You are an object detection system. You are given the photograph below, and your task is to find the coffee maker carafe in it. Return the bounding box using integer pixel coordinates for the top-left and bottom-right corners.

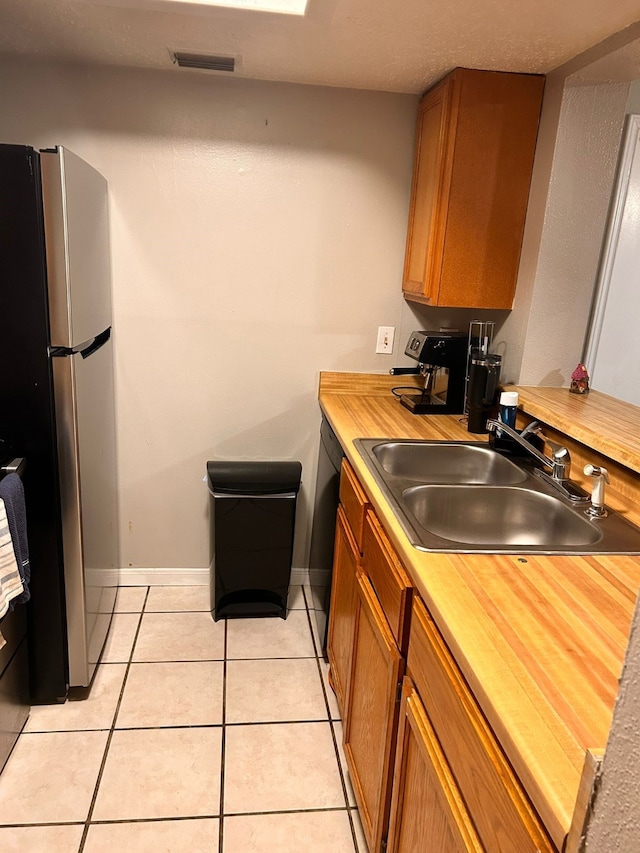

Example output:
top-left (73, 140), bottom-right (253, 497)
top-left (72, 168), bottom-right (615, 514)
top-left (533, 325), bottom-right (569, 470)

top-left (466, 353), bottom-right (502, 433)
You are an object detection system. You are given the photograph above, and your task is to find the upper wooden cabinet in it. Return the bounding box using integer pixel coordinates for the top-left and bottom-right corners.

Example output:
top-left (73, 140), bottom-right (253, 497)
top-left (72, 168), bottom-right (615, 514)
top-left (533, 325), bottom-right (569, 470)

top-left (403, 67), bottom-right (544, 309)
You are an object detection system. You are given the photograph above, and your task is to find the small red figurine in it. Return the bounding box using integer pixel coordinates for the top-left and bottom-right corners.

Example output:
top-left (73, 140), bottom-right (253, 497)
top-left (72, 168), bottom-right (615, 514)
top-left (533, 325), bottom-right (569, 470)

top-left (570, 363), bottom-right (590, 394)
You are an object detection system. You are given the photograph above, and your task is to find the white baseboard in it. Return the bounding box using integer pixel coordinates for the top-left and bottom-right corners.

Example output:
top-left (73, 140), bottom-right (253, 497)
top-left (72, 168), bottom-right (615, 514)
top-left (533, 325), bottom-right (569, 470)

top-left (291, 568), bottom-right (307, 586)
top-left (117, 568), bottom-right (209, 586)
top-left (117, 567), bottom-right (308, 586)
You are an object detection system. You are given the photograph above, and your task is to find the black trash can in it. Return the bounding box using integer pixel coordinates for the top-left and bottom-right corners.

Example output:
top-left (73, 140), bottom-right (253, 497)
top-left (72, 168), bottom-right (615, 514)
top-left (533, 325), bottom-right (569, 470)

top-left (207, 460), bottom-right (302, 621)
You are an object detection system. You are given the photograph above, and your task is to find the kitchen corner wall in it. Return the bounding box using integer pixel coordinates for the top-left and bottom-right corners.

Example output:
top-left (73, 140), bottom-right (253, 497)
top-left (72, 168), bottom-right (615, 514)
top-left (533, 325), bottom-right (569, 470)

top-left (0, 57), bottom-right (417, 571)
top-left (494, 21), bottom-right (640, 389)
top-left (586, 593), bottom-right (640, 853)
top-left (516, 79), bottom-right (628, 386)
top-left (496, 78), bottom-right (629, 386)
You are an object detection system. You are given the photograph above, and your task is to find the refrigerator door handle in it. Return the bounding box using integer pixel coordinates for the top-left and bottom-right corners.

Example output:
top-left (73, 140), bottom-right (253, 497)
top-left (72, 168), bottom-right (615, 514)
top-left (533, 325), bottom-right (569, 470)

top-left (78, 327), bottom-right (111, 359)
top-left (50, 327), bottom-right (111, 359)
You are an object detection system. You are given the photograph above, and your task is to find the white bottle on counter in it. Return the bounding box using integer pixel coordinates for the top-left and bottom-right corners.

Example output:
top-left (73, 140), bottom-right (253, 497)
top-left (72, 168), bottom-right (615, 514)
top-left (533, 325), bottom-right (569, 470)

top-left (498, 391), bottom-right (519, 429)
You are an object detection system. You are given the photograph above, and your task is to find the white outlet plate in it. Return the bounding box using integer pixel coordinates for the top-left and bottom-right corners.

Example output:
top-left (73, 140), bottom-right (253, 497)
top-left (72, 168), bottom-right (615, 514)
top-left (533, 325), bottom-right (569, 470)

top-left (376, 326), bottom-right (395, 354)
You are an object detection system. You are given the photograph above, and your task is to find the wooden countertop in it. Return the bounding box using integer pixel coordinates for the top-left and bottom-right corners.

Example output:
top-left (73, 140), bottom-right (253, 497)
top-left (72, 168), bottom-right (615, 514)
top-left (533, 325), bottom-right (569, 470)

top-left (318, 371), bottom-right (640, 852)
top-left (516, 386), bottom-right (640, 475)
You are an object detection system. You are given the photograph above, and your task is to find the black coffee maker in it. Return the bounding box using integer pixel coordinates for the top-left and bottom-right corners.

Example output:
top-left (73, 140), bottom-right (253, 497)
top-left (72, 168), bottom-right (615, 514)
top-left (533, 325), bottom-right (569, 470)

top-left (466, 352), bottom-right (502, 433)
top-left (391, 331), bottom-right (468, 415)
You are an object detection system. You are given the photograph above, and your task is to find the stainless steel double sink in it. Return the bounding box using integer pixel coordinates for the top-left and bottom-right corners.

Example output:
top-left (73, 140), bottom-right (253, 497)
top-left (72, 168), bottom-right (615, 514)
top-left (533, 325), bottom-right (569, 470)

top-left (355, 439), bottom-right (640, 555)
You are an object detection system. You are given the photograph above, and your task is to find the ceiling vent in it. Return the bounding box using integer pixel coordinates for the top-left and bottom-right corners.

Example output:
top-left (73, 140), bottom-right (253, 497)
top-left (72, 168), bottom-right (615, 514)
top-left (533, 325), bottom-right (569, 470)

top-left (173, 52), bottom-right (236, 72)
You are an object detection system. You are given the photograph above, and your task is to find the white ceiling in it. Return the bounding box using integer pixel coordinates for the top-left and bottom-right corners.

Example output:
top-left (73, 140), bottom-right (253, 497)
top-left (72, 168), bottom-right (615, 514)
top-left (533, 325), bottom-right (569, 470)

top-left (2, 0), bottom-right (640, 94)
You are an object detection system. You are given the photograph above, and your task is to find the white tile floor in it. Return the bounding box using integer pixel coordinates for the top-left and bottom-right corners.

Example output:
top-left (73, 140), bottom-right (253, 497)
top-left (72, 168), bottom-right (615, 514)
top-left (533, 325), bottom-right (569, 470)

top-left (0, 586), bottom-right (367, 852)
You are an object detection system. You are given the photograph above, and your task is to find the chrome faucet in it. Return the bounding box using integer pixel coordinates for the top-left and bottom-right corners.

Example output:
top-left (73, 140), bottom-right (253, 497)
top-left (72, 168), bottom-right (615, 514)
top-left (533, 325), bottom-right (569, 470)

top-left (486, 419), bottom-right (590, 503)
top-left (486, 419), bottom-right (570, 478)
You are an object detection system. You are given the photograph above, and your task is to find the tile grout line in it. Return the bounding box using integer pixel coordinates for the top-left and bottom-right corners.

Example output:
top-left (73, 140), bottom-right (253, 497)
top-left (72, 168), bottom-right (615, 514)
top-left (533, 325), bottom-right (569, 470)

top-left (0, 805), bottom-right (358, 833)
top-left (302, 584), bottom-right (361, 853)
top-left (327, 707), bottom-right (359, 849)
top-left (141, 608), bottom-right (210, 614)
top-left (78, 585), bottom-right (150, 852)
top-left (86, 814), bottom-right (220, 825)
top-left (218, 616), bottom-right (227, 853)
top-left (22, 718), bottom-right (335, 735)
top-left (301, 584), bottom-right (321, 660)
top-left (97, 655), bottom-right (318, 664)
top-left (219, 805), bottom-right (356, 819)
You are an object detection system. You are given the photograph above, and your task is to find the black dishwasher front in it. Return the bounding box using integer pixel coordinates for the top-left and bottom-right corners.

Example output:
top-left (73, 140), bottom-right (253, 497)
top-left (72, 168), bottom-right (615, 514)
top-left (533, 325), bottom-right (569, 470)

top-left (307, 417), bottom-right (345, 658)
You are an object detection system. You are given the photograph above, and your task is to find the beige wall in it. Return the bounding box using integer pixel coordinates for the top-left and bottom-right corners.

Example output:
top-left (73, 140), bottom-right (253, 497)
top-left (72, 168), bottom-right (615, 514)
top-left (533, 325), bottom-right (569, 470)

top-left (496, 79), bottom-right (629, 385)
top-left (518, 80), bottom-right (628, 385)
top-left (586, 597), bottom-right (640, 852)
top-left (0, 57), bottom-right (417, 569)
top-left (496, 22), bottom-right (640, 388)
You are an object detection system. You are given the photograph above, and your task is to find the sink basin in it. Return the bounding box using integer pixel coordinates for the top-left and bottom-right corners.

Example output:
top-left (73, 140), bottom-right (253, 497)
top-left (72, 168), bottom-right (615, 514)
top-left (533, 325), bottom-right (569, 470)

top-left (354, 437), bottom-right (640, 554)
top-left (402, 485), bottom-right (602, 548)
top-left (372, 441), bottom-right (526, 485)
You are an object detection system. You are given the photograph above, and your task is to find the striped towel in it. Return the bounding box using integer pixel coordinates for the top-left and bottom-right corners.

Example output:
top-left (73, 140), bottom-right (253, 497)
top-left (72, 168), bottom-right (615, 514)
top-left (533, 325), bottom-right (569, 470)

top-left (0, 473), bottom-right (30, 604)
top-left (0, 497), bottom-right (24, 650)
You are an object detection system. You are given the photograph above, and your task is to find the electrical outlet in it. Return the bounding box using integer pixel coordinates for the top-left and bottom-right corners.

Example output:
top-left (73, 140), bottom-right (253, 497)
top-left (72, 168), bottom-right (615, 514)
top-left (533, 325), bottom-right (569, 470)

top-left (376, 326), bottom-right (395, 354)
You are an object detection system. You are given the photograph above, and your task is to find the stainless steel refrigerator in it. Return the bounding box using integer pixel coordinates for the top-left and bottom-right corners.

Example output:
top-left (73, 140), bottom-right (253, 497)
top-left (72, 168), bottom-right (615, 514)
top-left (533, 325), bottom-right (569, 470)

top-left (0, 143), bottom-right (118, 702)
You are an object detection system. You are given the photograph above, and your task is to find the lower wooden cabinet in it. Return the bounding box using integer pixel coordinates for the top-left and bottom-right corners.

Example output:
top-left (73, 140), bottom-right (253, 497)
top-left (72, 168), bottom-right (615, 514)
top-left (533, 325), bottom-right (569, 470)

top-left (407, 597), bottom-right (556, 853)
top-left (344, 571), bottom-right (404, 853)
top-left (327, 506), bottom-right (359, 717)
top-left (387, 677), bottom-right (484, 853)
top-left (327, 465), bottom-right (556, 853)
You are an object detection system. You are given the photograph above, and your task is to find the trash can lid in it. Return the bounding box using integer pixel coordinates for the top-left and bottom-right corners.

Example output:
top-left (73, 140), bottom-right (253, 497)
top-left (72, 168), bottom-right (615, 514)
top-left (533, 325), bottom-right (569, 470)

top-left (207, 460), bottom-right (302, 495)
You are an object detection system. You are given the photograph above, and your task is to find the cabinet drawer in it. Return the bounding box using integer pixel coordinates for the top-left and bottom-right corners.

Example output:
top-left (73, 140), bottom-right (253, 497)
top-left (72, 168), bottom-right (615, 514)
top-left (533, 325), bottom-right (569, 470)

top-left (362, 510), bottom-right (413, 654)
top-left (408, 597), bottom-right (556, 853)
top-left (339, 459), bottom-right (369, 552)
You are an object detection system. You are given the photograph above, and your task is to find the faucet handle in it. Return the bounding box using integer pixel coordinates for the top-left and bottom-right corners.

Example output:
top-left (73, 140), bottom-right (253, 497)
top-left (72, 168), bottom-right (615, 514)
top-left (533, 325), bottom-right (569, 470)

top-left (520, 420), bottom-right (541, 439)
top-left (529, 425), bottom-right (571, 478)
top-left (540, 436), bottom-right (570, 479)
top-left (521, 421), bottom-right (565, 455)
top-left (551, 443), bottom-right (571, 464)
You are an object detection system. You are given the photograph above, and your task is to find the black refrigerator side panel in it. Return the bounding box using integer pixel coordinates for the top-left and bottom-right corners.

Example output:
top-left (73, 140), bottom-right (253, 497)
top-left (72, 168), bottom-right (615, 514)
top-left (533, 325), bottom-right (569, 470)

top-left (0, 144), bottom-right (69, 702)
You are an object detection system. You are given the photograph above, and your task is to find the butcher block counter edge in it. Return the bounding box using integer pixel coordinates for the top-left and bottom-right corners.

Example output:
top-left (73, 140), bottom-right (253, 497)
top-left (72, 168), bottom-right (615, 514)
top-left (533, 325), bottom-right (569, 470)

top-left (318, 371), bottom-right (640, 852)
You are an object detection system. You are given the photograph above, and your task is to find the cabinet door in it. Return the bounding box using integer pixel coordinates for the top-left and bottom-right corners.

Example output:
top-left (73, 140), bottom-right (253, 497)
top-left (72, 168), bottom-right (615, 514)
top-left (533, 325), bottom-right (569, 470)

top-left (388, 677), bottom-right (485, 853)
top-left (408, 598), bottom-right (556, 853)
top-left (403, 68), bottom-right (544, 309)
top-left (327, 506), bottom-right (359, 718)
top-left (344, 571), bottom-right (404, 853)
top-left (402, 75), bottom-right (455, 303)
